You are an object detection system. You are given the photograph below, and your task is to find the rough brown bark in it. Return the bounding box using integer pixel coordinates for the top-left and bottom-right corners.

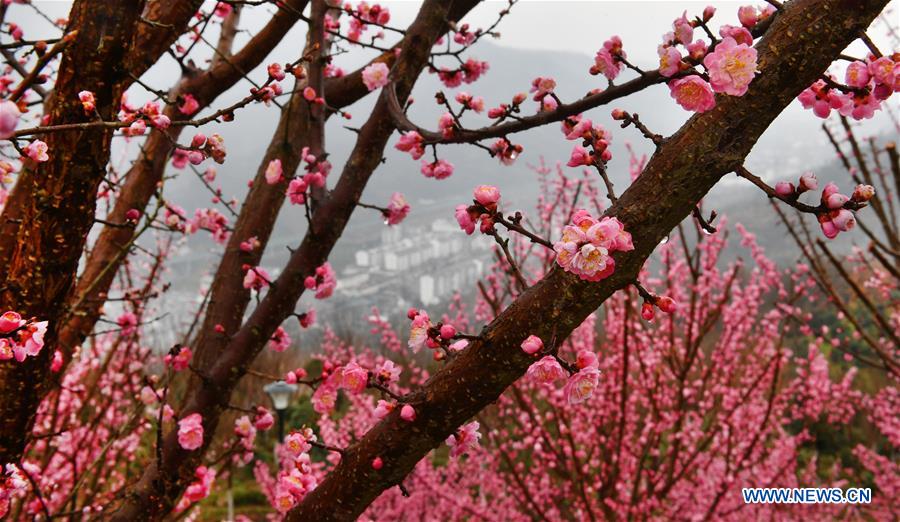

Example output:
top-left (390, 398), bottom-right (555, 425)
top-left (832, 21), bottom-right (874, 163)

top-left (57, 0), bottom-right (310, 361)
top-left (124, 0), bottom-right (205, 79)
top-left (0, 0), bottom-right (147, 463)
top-left (286, 0), bottom-right (890, 519)
top-left (108, 2), bottom-right (476, 519)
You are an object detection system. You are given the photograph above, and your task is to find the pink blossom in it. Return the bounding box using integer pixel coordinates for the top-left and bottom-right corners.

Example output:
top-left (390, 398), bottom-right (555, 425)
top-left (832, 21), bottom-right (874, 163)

top-left (564, 368), bottom-right (601, 405)
top-left (797, 80), bottom-right (846, 118)
top-left (446, 421), bottom-right (481, 458)
top-left (704, 37), bottom-right (758, 96)
top-left (799, 172), bottom-right (818, 191)
top-left (567, 145), bottom-right (593, 167)
top-left (819, 216), bottom-right (839, 239)
top-left (117, 311), bottom-right (138, 335)
top-left (825, 192), bottom-right (849, 210)
top-left (455, 205), bottom-right (476, 235)
top-left (656, 296), bottom-right (677, 314)
top-left (839, 91), bottom-right (881, 120)
top-left (374, 400), bottom-right (395, 419)
top-left (718, 24), bottom-right (753, 46)
top-left (284, 430), bottom-right (313, 456)
top-left (400, 404), bottom-right (416, 422)
top-left (668, 76), bottom-right (716, 113)
top-left (341, 362), bottom-right (369, 394)
top-left (687, 39), bottom-right (708, 61)
top-left (234, 415), bottom-right (255, 438)
top-left (287, 178), bottom-right (308, 205)
top-left (526, 355), bottom-right (566, 384)
top-left (362, 62), bottom-right (390, 91)
top-left (641, 302), bottom-right (655, 321)
top-left (438, 112), bottom-right (455, 138)
top-left (269, 326), bottom-right (291, 352)
top-left (672, 11), bottom-right (693, 44)
top-left (775, 181), bottom-right (795, 198)
top-left (374, 360), bottom-right (401, 383)
top-left (554, 211), bottom-right (632, 281)
top-left (177, 413), bottom-right (204, 451)
top-left (267, 62), bottom-right (285, 81)
top-left (255, 407), bottom-right (275, 431)
top-left (385, 192), bottom-right (410, 225)
top-left (164, 347), bottom-right (193, 371)
top-left (658, 45), bottom-right (682, 77)
top-left (868, 56), bottom-right (896, 86)
top-left (489, 139), bottom-right (522, 165)
top-left (78, 90), bottom-right (96, 113)
top-left (239, 236), bottom-right (260, 252)
top-left (576, 349), bottom-right (598, 370)
top-left (852, 184), bottom-right (875, 202)
top-left (0, 100), bottom-right (20, 139)
top-left (395, 131), bottom-right (425, 160)
top-left (371, 457), bottom-right (383, 470)
top-left (420, 159), bottom-right (454, 180)
top-left (831, 209), bottom-right (855, 231)
top-left (737, 5), bottom-right (759, 28)
top-left (265, 158), bottom-right (283, 185)
top-left (845, 61), bottom-right (871, 88)
top-left (520, 335), bottom-right (543, 355)
top-left (473, 185), bottom-right (500, 208)
top-left (304, 262), bottom-right (336, 299)
top-left (590, 37), bottom-right (625, 80)
top-left (243, 266), bottom-right (270, 291)
top-left (439, 324), bottom-right (456, 339)
top-left (408, 311), bottom-right (432, 352)
top-left (179, 94), bottom-right (199, 115)
top-left (24, 140), bottom-right (49, 162)
top-left (0, 311), bottom-right (24, 334)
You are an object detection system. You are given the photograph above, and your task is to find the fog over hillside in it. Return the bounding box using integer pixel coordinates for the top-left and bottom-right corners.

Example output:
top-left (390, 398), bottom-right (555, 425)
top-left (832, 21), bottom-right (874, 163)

top-left (17, 2), bottom-right (897, 345)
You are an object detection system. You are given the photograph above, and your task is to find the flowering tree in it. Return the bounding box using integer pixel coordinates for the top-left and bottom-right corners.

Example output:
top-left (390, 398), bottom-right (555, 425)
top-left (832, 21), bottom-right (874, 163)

top-left (0, 0), bottom-right (896, 519)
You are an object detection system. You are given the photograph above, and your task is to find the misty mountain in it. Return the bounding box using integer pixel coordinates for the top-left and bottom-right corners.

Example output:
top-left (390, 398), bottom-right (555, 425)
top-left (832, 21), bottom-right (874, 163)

top-left (149, 40), bottom-right (894, 295)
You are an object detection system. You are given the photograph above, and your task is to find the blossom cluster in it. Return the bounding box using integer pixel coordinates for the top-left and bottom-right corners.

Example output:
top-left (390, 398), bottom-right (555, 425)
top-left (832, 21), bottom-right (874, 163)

top-left (0, 464), bottom-right (27, 518)
top-left (406, 309), bottom-right (467, 359)
top-left (174, 466), bottom-right (216, 512)
top-left (775, 173), bottom-right (874, 238)
top-left (304, 262), bottom-right (337, 299)
top-left (455, 185), bottom-right (501, 235)
top-left (343, 2), bottom-right (391, 43)
top-left (177, 413), bottom-right (204, 451)
top-left (433, 58), bottom-right (489, 88)
top-left (0, 311), bottom-right (47, 363)
top-left (172, 132), bottom-right (227, 169)
top-left (273, 427), bottom-right (318, 512)
top-left (384, 192), bottom-right (410, 225)
top-left (446, 421), bottom-right (481, 458)
top-left (563, 114), bottom-right (613, 168)
top-left (553, 209), bottom-right (633, 281)
top-left (273, 147), bottom-right (331, 207)
top-left (798, 55), bottom-right (898, 120)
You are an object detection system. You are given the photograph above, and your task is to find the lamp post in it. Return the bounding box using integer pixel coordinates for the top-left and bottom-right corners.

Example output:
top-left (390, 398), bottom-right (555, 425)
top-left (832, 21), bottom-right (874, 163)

top-left (263, 380), bottom-right (297, 442)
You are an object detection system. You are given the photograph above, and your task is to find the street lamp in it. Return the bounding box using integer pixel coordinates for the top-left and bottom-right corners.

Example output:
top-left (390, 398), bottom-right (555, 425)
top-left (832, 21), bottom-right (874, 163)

top-left (263, 380), bottom-right (297, 442)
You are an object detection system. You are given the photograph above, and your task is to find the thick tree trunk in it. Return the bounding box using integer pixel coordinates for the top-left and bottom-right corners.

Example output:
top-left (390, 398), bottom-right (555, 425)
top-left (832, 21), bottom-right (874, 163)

top-left (0, 0), bottom-right (147, 464)
top-left (108, 1), bottom-right (479, 519)
top-left (57, 0), bottom-right (310, 361)
top-left (286, 0), bottom-right (889, 519)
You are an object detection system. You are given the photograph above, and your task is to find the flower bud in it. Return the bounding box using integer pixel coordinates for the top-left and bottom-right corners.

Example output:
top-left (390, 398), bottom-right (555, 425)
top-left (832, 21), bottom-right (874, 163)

top-left (775, 181), bottom-right (795, 198)
top-left (851, 184), bottom-right (875, 202)
top-left (798, 172), bottom-right (818, 192)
